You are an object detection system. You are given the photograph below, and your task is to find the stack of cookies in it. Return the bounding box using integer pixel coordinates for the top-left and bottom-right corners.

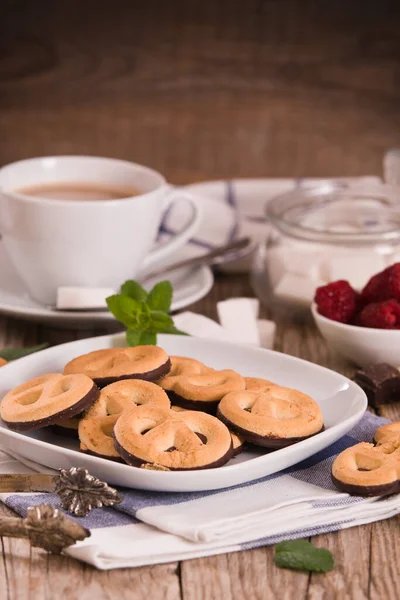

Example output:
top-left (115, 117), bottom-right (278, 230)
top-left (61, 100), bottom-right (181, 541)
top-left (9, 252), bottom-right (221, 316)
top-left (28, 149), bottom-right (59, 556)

top-left (0, 345), bottom-right (324, 471)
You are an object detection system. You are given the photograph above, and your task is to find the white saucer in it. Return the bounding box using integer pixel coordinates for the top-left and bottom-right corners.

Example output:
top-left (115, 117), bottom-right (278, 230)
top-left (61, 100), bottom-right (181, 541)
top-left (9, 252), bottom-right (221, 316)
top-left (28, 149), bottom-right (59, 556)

top-left (0, 241), bottom-right (214, 328)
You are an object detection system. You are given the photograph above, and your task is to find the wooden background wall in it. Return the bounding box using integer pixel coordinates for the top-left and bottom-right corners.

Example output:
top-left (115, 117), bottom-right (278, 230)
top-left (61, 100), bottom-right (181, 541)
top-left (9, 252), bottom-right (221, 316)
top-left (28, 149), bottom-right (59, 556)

top-left (1, 0), bottom-right (399, 184)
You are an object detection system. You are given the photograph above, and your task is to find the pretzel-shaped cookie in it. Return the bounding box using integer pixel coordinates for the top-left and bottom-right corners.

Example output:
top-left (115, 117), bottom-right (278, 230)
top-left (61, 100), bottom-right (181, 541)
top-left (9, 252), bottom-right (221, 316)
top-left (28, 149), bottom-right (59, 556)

top-left (51, 414), bottom-right (82, 438)
top-left (160, 369), bottom-right (246, 412)
top-left (79, 379), bottom-right (170, 459)
top-left (171, 405), bottom-right (245, 456)
top-left (374, 421), bottom-right (400, 444)
top-left (245, 377), bottom-right (275, 392)
top-left (0, 373), bottom-right (99, 431)
top-left (331, 437), bottom-right (400, 496)
top-left (159, 356), bottom-right (211, 382)
top-left (217, 385), bottom-right (323, 448)
top-left (64, 346), bottom-right (171, 386)
top-left (113, 405), bottom-right (233, 470)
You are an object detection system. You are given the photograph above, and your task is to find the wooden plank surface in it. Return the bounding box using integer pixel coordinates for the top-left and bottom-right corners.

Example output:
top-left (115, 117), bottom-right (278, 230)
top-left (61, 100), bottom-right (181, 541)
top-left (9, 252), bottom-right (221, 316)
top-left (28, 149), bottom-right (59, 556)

top-left (1, 0), bottom-right (400, 597)
top-left (1, 0), bottom-right (400, 183)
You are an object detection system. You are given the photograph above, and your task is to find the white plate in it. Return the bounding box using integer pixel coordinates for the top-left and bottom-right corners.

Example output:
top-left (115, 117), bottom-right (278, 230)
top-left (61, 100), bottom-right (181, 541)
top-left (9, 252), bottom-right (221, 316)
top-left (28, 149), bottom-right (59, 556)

top-left (0, 334), bottom-right (367, 492)
top-left (0, 241), bottom-right (213, 328)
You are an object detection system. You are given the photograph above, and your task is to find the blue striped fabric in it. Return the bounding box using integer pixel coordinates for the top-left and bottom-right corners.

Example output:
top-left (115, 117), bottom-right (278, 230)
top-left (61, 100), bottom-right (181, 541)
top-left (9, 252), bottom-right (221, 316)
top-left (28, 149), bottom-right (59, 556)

top-left (4, 411), bottom-right (392, 531)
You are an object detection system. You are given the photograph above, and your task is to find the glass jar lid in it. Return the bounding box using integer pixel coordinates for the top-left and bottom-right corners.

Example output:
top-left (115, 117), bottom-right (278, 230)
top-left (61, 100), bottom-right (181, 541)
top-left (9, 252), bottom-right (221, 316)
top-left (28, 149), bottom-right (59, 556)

top-left (266, 181), bottom-right (400, 246)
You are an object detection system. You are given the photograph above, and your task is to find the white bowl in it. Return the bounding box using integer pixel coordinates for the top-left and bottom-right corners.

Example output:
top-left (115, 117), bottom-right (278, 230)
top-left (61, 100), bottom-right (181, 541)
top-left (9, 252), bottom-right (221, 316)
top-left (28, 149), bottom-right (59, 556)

top-left (311, 303), bottom-right (400, 367)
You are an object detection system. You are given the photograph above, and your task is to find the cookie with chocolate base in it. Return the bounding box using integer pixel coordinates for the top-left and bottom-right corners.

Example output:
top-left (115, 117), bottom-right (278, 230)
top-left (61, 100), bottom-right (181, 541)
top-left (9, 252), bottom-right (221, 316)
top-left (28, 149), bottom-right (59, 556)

top-left (331, 435), bottom-right (400, 497)
top-left (64, 345), bottom-right (171, 387)
top-left (0, 373), bottom-right (99, 431)
top-left (217, 385), bottom-right (323, 448)
top-left (374, 420), bottom-right (400, 444)
top-left (171, 404), bottom-right (245, 456)
top-left (79, 379), bottom-right (170, 460)
top-left (113, 405), bottom-right (233, 470)
top-left (50, 414), bottom-right (82, 438)
top-left (161, 368), bottom-right (246, 413)
top-left (159, 356), bottom-right (211, 382)
top-left (245, 377), bottom-right (275, 393)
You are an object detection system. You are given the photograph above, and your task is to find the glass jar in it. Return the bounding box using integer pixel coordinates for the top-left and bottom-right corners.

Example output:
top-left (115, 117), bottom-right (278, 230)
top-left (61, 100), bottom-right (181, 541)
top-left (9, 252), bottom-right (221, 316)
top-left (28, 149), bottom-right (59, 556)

top-left (251, 180), bottom-right (400, 317)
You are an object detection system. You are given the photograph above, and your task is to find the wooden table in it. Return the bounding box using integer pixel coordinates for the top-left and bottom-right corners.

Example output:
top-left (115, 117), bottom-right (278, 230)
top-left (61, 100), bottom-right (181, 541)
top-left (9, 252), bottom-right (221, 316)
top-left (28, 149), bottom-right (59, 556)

top-left (1, 0), bottom-right (400, 597)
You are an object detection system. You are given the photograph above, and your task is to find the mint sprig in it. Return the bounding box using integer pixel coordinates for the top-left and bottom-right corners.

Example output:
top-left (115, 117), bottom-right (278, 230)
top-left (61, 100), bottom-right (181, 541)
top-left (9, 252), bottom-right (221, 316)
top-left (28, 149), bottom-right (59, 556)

top-left (106, 280), bottom-right (187, 346)
top-left (274, 540), bottom-right (334, 573)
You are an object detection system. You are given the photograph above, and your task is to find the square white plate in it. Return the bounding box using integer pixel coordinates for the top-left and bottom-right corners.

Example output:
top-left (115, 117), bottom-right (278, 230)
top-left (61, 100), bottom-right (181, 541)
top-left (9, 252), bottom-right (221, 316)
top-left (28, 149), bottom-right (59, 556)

top-left (0, 334), bottom-right (367, 492)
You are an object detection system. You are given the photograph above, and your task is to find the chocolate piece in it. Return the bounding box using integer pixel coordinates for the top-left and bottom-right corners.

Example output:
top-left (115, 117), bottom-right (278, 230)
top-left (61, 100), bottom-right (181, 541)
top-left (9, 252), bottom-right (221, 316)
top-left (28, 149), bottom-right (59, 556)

top-left (3, 384), bottom-right (99, 432)
top-left (113, 433), bottom-right (233, 470)
top-left (217, 410), bottom-right (324, 449)
top-left (331, 473), bottom-right (400, 497)
top-left (353, 363), bottom-right (400, 407)
top-left (93, 359), bottom-right (171, 388)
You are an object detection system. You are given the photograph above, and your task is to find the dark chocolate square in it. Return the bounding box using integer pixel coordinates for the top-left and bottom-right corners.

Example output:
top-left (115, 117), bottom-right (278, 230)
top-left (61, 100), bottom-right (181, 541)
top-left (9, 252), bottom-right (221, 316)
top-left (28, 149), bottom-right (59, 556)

top-left (353, 363), bottom-right (400, 407)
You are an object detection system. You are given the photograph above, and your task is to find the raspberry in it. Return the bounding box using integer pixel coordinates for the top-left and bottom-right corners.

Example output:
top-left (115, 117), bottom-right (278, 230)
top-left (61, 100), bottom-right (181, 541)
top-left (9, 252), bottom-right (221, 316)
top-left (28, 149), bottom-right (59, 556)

top-left (358, 299), bottom-right (400, 329)
top-left (314, 280), bottom-right (358, 323)
top-left (386, 263), bottom-right (400, 300)
top-left (360, 268), bottom-right (388, 304)
top-left (361, 263), bottom-right (400, 304)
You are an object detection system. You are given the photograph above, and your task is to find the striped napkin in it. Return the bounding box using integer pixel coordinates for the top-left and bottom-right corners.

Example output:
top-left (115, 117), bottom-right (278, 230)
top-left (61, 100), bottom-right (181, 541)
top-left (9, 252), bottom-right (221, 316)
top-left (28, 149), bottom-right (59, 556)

top-left (1, 410), bottom-right (399, 570)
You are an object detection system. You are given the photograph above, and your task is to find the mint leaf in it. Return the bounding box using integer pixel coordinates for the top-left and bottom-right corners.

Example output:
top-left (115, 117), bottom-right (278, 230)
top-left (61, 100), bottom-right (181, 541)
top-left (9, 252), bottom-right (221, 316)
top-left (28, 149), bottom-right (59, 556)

top-left (0, 343), bottom-right (49, 361)
top-left (138, 331), bottom-right (157, 345)
top-left (106, 295), bottom-right (132, 327)
top-left (106, 295), bottom-right (142, 328)
top-left (133, 301), bottom-right (151, 330)
top-left (126, 329), bottom-right (142, 346)
top-left (107, 279), bottom-right (189, 346)
top-left (149, 310), bottom-right (174, 332)
top-left (274, 540), bottom-right (334, 573)
top-left (126, 329), bottom-right (157, 346)
top-left (120, 280), bottom-right (148, 303)
top-left (275, 540), bottom-right (313, 553)
top-left (147, 281), bottom-right (173, 312)
top-left (163, 325), bottom-right (188, 335)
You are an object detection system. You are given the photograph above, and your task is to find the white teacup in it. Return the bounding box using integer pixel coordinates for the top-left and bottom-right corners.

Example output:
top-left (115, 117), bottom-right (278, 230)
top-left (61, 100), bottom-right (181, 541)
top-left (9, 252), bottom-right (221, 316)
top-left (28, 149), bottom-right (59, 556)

top-left (0, 156), bottom-right (201, 305)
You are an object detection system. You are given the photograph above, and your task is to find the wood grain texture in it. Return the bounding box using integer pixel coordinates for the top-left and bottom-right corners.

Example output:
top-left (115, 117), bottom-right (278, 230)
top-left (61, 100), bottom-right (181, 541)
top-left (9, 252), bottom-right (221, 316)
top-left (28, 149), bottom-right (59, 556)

top-left (0, 503), bottom-right (181, 600)
top-left (369, 515), bottom-right (400, 600)
top-left (180, 549), bottom-right (309, 600)
top-left (1, 0), bottom-right (400, 182)
top-left (308, 528), bottom-right (372, 600)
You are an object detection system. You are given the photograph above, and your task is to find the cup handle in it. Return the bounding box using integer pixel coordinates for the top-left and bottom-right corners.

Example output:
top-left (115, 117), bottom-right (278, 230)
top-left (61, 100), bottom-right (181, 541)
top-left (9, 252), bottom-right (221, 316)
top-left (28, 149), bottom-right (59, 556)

top-left (141, 190), bottom-right (201, 270)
